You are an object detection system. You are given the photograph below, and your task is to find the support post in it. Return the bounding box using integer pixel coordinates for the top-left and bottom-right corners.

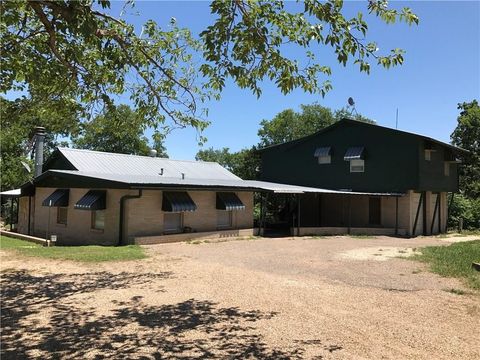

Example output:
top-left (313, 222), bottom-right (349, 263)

top-left (347, 196), bottom-right (351, 235)
top-left (412, 192), bottom-right (423, 236)
top-left (438, 193), bottom-right (442, 234)
top-left (430, 193), bottom-right (440, 235)
top-left (9, 199), bottom-right (14, 231)
top-left (28, 196), bottom-right (32, 235)
top-left (395, 196), bottom-right (399, 236)
top-left (422, 191), bottom-right (427, 236)
top-left (297, 194), bottom-right (301, 237)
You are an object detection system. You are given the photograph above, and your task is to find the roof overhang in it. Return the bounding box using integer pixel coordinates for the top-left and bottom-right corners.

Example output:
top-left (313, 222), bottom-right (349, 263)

top-left (32, 170), bottom-right (405, 197)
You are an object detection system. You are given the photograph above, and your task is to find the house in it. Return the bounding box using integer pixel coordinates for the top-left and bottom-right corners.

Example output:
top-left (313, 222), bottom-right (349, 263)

top-left (15, 147), bottom-right (354, 245)
top-left (257, 119), bottom-right (465, 237)
top-left (9, 119), bottom-right (464, 245)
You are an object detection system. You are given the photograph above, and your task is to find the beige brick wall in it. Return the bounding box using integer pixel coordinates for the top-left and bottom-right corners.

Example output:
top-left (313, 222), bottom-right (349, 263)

top-left (32, 187), bottom-right (130, 245)
top-left (125, 190), bottom-right (254, 243)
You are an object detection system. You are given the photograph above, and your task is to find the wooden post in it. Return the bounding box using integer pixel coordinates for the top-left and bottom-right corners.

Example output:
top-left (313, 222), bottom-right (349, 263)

top-left (412, 192), bottom-right (423, 236)
top-left (297, 194), bottom-right (301, 237)
top-left (430, 193), bottom-right (440, 235)
top-left (9, 199), bottom-right (13, 231)
top-left (422, 191), bottom-right (427, 236)
top-left (395, 196), bottom-right (399, 236)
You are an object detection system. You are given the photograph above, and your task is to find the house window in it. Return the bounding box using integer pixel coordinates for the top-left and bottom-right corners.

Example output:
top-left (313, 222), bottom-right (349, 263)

top-left (164, 212), bottom-right (182, 233)
top-left (444, 162), bottom-right (450, 176)
top-left (424, 150), bottom-right (431, 161)
top-left (92, 210), bottom-right (105, 230)
top-left (350, 159), bottom-right (365, 173)
top-left (57, 207), bottom-right (68, 225)
top-left (318, 155), bottom-right (331, 164)
top-left (217, 210), bottom-right (233, 229)
top-left (369, 197), bottom-right (381, 225)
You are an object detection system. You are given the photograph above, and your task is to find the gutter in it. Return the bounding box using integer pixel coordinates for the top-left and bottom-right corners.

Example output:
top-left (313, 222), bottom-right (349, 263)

top-left (118, 189), bottom-right (143, 246)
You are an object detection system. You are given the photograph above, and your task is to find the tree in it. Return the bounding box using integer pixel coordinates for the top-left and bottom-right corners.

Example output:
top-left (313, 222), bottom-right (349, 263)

top-left (257, 103), bottom-right (374, 146)
top-left (0, 96), bottom-right (80, 190)
top-left (72, 104), bottom-right (168, 157)
top-left (2, 0), bottom-right (418, 136)
top-left (195, 146), bottom-right (260, 180)
top-left (450, 100), bottom-right (480, 199)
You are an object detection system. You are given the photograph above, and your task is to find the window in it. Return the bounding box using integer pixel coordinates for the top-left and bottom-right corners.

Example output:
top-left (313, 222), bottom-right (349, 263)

top-left (217, 210), bottom-right (233, 229)
top-left (318, 155), bottom-right (331, 164)
top-left (424, 150), bottom-right (431, 161)
top-left (91, 210), bottom-right (105, 230)
top-left (369, 197), bottom-right (381, 225)
top-left (164, 212), bottom-right (182, 233)
top-left (350, 159), bottom-right (365, 173)
top-left (444, 162), bottom-right (450, 176)
top-left (57, 207), bottom-right (68, 225)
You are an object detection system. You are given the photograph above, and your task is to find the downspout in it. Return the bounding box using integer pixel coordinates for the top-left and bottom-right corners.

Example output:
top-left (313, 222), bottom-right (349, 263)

top-left (119, 189), bottom-right (143, 246)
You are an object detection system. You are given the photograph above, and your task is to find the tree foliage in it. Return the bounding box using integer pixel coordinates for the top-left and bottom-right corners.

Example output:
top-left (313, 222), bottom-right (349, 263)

top-left (258, 103), bottom-right (374, 147)
top-left (196, 146), bottom-right (260, 180)
top-left (0, 96), bottom-right (79, 190)
top-left (72, 104), bottom-right (168, 157)
top-left (450, 100), bottom-right (480, 199)
top-left (2, 0), bottom-right (417, 136)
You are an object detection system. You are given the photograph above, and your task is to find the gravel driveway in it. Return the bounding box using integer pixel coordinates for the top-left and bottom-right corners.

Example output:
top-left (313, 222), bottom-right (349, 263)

top-left (1, 235), bottom-right (479, 359)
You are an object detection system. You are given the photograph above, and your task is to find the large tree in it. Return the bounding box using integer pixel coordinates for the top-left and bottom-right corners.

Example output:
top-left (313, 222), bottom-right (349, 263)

top-left (72, 104), bottom-right (168, 157)
top-left (2, 0), bottom-right (418, 136)
top-left (450, 100), bottom-right (480, 199)
top-left (0, 96), bottom-right (80, 190)
top-left (258, 103), bottom-right (374, 146)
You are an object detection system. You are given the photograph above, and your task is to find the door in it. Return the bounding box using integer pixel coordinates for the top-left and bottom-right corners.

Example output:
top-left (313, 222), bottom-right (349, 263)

top-left (369, 197), bottom-right (381, 226)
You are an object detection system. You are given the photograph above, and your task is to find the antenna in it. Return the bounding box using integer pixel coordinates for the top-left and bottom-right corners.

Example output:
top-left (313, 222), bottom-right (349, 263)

top-left (346, 97), bottom-right (358, 117)
top-left (395, 108), bottom-right (399, 129)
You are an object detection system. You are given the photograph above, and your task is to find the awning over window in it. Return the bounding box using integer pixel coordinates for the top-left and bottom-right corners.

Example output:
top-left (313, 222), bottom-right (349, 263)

top-left (216, 192), bottom-right (245, 211)
top-left (162, 191), bottom-right (197, 212)
top-left (314, 147), bottom-right (331, 157)
top-left (74, 190), bottom-right (106, 210)
top-left (344, 147), bottom-right (365, 160)
top-left (42, 189), bottom-right (69, 207)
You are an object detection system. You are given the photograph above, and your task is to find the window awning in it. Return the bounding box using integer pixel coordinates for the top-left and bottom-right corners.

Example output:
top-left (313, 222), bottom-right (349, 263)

top-left (162, 191), bottom-right (197, 212)
top-left (74, 190), bottom-right (106, 210)
top-left (344, 147), bottom-right (365, 160)
top-left (314, 147), bottom-right (331, 157)
top-left (42, 189), bottom-right (69, 207)
top-left (216, 192), bottom-right (245, 211)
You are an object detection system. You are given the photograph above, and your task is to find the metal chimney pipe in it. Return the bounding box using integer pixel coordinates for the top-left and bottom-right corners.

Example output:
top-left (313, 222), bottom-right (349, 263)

top-left (149, 149), bottom-right (157, 157)
top-left (34, 126), bottom-right (46, 178)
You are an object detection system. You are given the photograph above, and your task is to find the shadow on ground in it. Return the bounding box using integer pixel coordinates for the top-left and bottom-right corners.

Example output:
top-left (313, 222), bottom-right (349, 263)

top-left (1, 270), bottom-right (338, 359)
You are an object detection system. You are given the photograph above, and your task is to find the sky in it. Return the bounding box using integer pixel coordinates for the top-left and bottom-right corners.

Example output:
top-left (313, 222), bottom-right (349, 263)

top-left (10, 1), bottom-right (480, 160)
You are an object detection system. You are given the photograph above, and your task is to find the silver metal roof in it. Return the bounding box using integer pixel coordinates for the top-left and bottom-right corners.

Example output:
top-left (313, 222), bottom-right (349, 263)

top-left (0, 188), bottom-right (21, 197)
top-left (56, 147), bottom-right (240, 181)
top-left (41, 170), bottom-right (404, 196)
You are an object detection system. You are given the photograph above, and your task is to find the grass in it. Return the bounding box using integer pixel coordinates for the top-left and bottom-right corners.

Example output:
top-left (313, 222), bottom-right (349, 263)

top-left (411, 240), bottom-right (480, 290)
top-left (0, 236), bottom-right (147, 263)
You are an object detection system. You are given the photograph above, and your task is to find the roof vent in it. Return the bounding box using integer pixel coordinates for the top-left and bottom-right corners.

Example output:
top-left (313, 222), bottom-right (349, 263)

top-left (149, 149), bottom-right (157, 157)
top-left (159, 168), bottom-right (164, 176)
top-left (181, 173), bottom-right (185, 180)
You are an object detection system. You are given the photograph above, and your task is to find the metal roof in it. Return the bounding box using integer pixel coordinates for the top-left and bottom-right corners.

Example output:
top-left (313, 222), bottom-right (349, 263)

top-left (54, 147), bottom-right (241, 181)
top-left (344, 146), bottom-right (365, 160)
top-left (0, 188), bottom-right (21, 197)
top-left (37, 170), bottom-right (404, 196)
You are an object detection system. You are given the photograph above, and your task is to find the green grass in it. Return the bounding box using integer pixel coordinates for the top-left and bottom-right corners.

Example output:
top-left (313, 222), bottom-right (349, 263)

top-left (412, 240), bottom-right (480, 290)
top-left (0, 236), bottom-right (147, 263)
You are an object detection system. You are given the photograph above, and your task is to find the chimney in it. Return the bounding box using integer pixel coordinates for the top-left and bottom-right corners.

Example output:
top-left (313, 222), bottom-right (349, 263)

top-left (149, 149), bottom-right (157, 157)
top-left (34, 126), bottom-right (46, 178)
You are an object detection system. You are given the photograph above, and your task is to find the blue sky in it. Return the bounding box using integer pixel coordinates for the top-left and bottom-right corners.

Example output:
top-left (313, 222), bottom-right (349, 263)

top-left (126, 0), bottom-right (477, 160)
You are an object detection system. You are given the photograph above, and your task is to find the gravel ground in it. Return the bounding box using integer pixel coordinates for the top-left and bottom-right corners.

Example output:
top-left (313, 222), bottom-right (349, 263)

top-left (1, 235), bottom-right (479, 359)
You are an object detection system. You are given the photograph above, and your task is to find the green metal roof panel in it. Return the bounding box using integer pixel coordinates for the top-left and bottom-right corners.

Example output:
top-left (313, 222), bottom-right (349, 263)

top-left (216, 192), bottom-right (245, 211)
top-left (42, 189), bottom-right (69, 207)
top-left (162, 191), bottom-right (197, 212)
top-left (74, 190), bottom-right (106, 210)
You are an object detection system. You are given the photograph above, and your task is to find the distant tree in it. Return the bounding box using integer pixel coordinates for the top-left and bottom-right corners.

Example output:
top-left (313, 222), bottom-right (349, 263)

top-left (72, 105), bottom-right (168, 157)
top-left (195, 146), bottom-right (260, 180)
top-left (0, 96), bottom-right (79, 190)
top-left (257, 103), bottom-right (374, 147)
top-left (450, 100), bottom-right (480, 199)
top-left (333, 108), bottom-right (376, 123)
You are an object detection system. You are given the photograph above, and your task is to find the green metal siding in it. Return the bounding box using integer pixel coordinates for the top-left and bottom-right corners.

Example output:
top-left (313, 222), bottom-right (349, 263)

top-left (418, 142), bottom-right (458, 192)
top-left (260, 121), bottom-right (459, 192)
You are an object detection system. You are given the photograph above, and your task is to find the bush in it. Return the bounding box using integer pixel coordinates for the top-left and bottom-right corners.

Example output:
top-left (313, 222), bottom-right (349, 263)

top-left (448, 193), bottom-right (480, 230)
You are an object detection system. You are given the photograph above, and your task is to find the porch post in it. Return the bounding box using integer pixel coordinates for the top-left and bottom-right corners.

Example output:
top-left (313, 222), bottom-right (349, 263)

top-left (9, 199), bottom-right (13, 231)
top-left (395, 196), bottom-right (399, 236)
top-left (347, 195), bottom-right (351, 235)
top-left (297, 194), bottom-right (301, 237)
